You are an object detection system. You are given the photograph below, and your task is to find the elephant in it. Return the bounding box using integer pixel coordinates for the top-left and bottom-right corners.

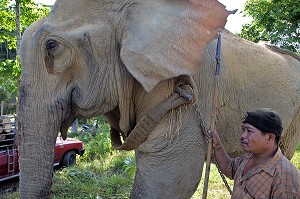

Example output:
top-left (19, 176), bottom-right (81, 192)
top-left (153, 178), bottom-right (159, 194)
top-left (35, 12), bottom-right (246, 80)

top-left (17, 0), bottom-right (300, 198)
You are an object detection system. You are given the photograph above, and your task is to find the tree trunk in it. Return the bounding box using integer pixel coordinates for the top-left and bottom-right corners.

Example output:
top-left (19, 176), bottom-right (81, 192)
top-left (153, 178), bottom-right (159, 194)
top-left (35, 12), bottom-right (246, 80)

top-left (15, 0), bottom-right (21, 54)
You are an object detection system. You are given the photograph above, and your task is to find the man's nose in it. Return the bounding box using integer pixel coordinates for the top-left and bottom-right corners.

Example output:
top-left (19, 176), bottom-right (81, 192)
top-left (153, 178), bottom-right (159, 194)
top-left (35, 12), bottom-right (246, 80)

top-left (241, 130), bottom-right (247, 139)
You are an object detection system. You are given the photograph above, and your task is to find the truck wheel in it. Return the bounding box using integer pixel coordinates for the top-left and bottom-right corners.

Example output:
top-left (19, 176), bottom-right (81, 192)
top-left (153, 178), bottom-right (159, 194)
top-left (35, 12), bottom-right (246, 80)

top-left (61, 150), bottom-right (76, 167)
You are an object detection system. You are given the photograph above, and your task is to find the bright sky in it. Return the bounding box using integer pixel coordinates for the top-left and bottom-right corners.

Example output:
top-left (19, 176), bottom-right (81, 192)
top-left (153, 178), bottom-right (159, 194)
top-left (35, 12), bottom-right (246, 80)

top-left (34, 0), bottom-right (251, 33)
top-left (218, 0), bottom-right (252, 33)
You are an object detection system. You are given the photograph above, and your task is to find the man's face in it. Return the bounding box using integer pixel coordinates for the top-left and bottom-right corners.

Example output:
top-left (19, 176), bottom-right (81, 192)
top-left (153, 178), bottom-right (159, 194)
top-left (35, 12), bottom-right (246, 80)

top-left (240, 123), bottom-right (271, 154)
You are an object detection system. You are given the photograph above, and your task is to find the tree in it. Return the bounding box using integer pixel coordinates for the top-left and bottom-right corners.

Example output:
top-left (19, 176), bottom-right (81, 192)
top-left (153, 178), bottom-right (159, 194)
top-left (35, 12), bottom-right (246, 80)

top-left (0, 0), bottom-right (51, 114)
top-left (240, 0), bottom-right (300, 52)
top-left (16, 0), bottom-right (21, 51)
top-left (0, 0), bottom-right (50, 54)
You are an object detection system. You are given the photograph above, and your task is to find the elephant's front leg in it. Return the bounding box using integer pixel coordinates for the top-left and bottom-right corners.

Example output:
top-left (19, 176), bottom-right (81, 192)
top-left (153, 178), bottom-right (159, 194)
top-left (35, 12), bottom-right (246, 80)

top-left (130, 112), bottom-right (205, 199)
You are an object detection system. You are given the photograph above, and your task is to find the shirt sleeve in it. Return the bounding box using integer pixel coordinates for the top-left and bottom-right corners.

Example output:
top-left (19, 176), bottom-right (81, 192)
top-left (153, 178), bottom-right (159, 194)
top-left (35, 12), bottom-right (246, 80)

top-left (275, 191), bottom-right (300, 199)
top-left (226, 156), bottom-right (244, 180)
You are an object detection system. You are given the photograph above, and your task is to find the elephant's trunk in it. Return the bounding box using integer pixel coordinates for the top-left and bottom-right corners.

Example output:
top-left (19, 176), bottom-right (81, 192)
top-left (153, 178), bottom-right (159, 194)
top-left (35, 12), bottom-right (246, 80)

top-left (18, 126), bottom-right (55, 198)
top-left (18, 85), bottom-right (62, 198)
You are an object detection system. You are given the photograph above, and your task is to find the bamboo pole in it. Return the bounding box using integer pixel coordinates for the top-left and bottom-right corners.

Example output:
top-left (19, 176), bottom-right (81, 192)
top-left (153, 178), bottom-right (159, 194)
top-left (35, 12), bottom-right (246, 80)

top-left (202, 32), bottom-right (222, 199)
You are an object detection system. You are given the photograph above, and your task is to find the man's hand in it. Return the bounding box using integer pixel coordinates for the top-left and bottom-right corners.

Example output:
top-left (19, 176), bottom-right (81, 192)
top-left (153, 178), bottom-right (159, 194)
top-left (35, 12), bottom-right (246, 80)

top-left (205, 130), bottom-right (231, 178)
top-left (205, 130), bottom-right (223, 150)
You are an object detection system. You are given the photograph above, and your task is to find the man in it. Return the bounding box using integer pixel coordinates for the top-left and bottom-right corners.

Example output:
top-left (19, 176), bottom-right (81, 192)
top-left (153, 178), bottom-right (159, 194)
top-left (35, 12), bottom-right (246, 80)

top-left (206, 108), bottom-right (300, 198)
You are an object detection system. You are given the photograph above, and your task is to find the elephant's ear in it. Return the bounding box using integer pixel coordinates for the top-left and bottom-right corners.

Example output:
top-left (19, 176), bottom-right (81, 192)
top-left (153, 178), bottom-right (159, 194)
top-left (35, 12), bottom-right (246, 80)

top-left (120, 0), bottom-right (231, 92)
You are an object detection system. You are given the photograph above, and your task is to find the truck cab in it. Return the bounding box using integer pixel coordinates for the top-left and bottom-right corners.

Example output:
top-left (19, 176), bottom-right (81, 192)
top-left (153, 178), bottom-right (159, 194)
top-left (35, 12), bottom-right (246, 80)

top-left (0, 115), bottom-right (85, 182)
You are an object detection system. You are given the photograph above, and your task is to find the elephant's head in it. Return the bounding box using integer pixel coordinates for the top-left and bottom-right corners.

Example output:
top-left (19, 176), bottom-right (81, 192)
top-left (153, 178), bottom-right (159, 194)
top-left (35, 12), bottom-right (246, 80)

top-left (18, 0), bottom-right (231, 197)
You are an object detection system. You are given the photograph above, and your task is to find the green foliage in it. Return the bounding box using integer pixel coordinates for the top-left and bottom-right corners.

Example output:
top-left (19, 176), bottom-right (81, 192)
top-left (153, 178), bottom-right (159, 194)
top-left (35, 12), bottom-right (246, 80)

top-left (240, 0), bottom-right (300, 52)
top-left (0, 57), bottom-right (21, 77)
top-left (291, 143), bottom-right (300, 170)
top-left (3, 192), bottom-right (19, 199)
top-left (0, 0), bottom-right (50, 49)
top-left (123, 156), bottom-right (136, 177)
top-left (82, 130), bottom-right (112, 161)
top-left (71, 123), bottom-right (113, 162)
top-left (0, 0), bottom-right (51, 113)
top-left (0, 57), bottom-right (20, 114)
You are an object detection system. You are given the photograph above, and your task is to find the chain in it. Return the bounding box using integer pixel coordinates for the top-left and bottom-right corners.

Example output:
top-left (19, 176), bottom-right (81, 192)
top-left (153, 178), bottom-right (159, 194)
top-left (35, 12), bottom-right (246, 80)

top-left (194, 104), bottom-right (232, 195)
top-left (212, 151), bottom-right (233, 195)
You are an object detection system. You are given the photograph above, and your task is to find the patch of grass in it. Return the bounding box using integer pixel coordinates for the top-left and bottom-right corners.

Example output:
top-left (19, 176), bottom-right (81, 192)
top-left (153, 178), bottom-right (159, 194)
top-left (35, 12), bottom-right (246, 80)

top-left (52, 166), bottom-right (100, 198)
top-left (52, 151), bottom-right (135, 199)
top-left (3, 192), bottom-right (19, 199)
top-left (192, 163), bottom-right (233, 199)
top-left (291, 143), bottom-right (300, 170)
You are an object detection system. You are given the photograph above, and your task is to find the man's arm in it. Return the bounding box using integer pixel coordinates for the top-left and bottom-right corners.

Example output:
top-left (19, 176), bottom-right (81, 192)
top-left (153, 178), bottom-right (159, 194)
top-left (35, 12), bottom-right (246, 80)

top-left (205, 130), bottom-right (232, 178)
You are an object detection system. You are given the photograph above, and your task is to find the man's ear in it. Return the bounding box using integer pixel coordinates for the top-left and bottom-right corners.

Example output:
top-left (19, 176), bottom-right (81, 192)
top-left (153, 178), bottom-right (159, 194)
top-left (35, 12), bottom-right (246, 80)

top-left (267, 133), bottom-right (276, 143)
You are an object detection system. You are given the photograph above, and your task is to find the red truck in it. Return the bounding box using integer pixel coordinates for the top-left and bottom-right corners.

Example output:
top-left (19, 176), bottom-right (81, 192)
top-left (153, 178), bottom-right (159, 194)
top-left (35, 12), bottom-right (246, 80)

top-left (0, 115), bottom-right (85, 182)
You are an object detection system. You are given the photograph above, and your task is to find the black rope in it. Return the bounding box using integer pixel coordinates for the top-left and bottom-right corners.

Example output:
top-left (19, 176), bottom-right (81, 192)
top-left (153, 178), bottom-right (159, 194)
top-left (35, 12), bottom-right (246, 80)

top-left (213, 151), bottom-right (233, 195)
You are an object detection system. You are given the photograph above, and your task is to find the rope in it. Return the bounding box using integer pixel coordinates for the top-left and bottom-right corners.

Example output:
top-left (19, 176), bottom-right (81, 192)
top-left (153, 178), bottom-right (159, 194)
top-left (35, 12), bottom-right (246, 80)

top-left (212, 151), bottom-right (233, 195)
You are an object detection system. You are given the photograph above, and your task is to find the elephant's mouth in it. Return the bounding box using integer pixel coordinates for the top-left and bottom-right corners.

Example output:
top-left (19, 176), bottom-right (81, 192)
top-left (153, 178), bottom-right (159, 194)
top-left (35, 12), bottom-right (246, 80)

top-left (60, 113), bottom-right (76, 139)
top-left (59, 87), bottom-right (100, 139)
top-left (59, 89), bottom-right (77, 139)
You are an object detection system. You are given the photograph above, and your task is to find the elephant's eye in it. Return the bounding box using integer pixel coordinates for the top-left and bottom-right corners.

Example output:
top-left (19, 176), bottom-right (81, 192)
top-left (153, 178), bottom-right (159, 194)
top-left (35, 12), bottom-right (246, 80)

top-left (46, 39), bottom-right (58, 52)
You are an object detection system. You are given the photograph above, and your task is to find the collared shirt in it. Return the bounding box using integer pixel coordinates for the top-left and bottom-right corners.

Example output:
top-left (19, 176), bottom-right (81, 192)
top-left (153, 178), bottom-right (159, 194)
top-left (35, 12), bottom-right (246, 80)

top-left (227, 148), bottom-right (300, 198)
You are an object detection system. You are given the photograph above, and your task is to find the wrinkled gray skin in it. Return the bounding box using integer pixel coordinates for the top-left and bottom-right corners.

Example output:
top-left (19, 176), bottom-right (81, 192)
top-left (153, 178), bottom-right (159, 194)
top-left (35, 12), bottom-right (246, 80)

top-left (18, 0), bottom-right (300, 198)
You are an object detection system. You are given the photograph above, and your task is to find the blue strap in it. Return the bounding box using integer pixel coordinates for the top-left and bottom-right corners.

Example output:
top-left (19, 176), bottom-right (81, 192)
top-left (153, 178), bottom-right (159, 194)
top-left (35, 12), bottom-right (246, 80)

top-left (215, 32), bottom-right (222, 76)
